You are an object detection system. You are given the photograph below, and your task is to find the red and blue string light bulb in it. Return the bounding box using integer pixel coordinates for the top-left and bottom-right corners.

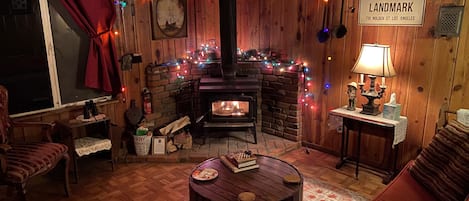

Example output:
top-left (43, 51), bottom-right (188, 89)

top-left (302, 65), bottom-right (316, 110)
top-left (114, 0), bottom-right (127, 8)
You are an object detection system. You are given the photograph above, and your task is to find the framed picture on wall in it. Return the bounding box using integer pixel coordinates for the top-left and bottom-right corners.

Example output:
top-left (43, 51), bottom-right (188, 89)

top-left (151, 0), bottom-right (187, 40)
top-left (358, 0), bottom-right (426, 26)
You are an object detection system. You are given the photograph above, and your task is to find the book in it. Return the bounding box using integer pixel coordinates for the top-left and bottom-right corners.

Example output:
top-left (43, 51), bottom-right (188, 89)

top-left (226, 151), bottom-right (257, 168)
top-left (220, 155), bottom-right (259, 173)
top-left (225, 155), bottom-right (257, 168)
top-left (227, 156), bottom-right (257, 168)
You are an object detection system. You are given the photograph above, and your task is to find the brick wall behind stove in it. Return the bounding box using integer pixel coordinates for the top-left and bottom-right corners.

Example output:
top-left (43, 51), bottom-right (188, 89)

top-left (145, 63), bottom-right (203, 126)
top-left (145, 65), bottom-right (177, 126)
top-left (260, 68), bottom-right (302, 142)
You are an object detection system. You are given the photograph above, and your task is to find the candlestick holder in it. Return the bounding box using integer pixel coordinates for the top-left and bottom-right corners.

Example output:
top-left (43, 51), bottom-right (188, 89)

top-left (358, 75), bottom-right (386, 115)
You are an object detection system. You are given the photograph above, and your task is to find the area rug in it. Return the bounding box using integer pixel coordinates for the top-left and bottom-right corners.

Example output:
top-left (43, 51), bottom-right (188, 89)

top-left (303, 178), bottom-right (369, 201)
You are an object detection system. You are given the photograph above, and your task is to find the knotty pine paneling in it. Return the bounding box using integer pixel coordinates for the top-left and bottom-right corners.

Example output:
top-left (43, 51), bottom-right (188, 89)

top-left (402, 0), bottom-right (442, 160)
top-left (302, 0), bottom-right (326, 146)
top-left (15, 0), bottom-right (468, 167)
top-left (186, 0), bottom-right (198, 51)
top-left (237, 0), bottom-right (260, 50)
top-left (450, 1), bottom-right (469, 133)
top-left (268, 0), bottom-right (283, 51)
top-left (259, 0), bottom-right (273, 50)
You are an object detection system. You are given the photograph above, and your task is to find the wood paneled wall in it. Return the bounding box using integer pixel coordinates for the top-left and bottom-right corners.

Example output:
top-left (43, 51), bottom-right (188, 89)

top-left (14, 0), bottom-right (468, 167)
top-left (112, 0), bottom-right (469, 165)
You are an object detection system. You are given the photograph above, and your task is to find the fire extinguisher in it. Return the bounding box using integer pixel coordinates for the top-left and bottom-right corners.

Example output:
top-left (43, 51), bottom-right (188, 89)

top-left (142, 87), bottom-right (152, 114)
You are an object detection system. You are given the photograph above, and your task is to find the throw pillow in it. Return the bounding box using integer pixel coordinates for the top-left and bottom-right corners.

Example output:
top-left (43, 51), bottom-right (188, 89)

top-left (409, 120), bottom-right (469, 201)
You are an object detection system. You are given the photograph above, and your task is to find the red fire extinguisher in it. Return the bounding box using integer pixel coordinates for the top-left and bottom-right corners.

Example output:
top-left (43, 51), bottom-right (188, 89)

top-left (142, 87), bottom-right (152, 114)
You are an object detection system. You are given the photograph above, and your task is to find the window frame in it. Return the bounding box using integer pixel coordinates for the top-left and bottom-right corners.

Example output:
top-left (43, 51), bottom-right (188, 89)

top-left (9, 0), bottom-right (112, 118)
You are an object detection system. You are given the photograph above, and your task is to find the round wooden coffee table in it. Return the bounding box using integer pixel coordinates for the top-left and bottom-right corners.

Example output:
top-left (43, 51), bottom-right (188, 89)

top-left (189, 155), bottom-right (303, 201)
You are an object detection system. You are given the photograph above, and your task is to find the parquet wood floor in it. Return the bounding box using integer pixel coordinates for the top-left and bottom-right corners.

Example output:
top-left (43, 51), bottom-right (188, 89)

top-left (0, 148), bottom-right (386, 201)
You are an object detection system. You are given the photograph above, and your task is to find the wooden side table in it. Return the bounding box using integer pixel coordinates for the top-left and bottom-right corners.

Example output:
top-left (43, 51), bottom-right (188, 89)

top-left (189, 155), bottom-right (303, 201)
top-left (56, 116), bottom-right (116, 183)
top-left (330, 107), bottom-right (407, 184)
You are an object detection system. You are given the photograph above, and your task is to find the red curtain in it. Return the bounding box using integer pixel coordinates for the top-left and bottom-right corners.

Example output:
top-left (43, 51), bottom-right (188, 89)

top-left (60, 0), bottom-right (121, 94)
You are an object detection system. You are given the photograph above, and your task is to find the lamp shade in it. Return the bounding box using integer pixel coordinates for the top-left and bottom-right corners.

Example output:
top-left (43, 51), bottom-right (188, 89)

top-left (351, 44), bottom-right (396, 77)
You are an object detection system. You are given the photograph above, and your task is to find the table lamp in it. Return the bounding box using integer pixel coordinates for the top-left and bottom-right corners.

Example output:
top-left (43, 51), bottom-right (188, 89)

top-left (351, 44), bottom-right (396, 115)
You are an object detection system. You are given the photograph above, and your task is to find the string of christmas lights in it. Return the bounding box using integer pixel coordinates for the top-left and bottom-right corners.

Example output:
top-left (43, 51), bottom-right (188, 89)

top-left (114, 0), bottom-right (127, 8)
top-left (114, 0), bottom-right (128, 101)
top-left (115, 35), bottom-right (317, 110)
top-left (302, 65), bottom-right (315, 110)
top-left (166, 43), bottom-right (317, 110)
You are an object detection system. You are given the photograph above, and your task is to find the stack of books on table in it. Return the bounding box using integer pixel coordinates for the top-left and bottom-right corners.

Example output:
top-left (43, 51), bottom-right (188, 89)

top-left (220, 151), bottom-right (259, 173)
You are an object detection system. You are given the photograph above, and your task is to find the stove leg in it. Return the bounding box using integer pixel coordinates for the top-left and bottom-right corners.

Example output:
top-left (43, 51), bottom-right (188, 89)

top-left (252, 123), bottom-right (257, 144)
top-left (203, 126), bottom-right (208, 145)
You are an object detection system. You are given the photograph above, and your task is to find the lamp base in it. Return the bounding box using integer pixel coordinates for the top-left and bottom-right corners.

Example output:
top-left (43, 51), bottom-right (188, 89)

top-left (358, 75), bottom-right (384, 116)
top-left (361, 103), bottom-right (380, 115)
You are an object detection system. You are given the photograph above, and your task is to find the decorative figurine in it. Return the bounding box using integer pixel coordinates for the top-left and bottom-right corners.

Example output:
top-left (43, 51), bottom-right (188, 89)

top-left (347, 82), bottom-right (358, 111)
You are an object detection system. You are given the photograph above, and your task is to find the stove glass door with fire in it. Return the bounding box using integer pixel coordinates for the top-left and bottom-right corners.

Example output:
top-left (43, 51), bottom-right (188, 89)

top-left (208, 94), bottom-right (255, 123)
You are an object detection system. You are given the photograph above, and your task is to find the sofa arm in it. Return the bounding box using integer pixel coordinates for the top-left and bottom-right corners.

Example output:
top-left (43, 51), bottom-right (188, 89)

top-left (373, 161), bottom-right (437, 201)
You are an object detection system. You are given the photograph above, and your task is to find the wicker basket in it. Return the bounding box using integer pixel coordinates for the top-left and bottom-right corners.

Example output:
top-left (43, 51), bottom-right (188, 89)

top-left (133, 135), bottom-right (152, 156)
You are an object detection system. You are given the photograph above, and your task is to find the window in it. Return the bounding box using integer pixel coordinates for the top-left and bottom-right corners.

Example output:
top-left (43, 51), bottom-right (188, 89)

top-left (0, 0), bottom-right (110, 116)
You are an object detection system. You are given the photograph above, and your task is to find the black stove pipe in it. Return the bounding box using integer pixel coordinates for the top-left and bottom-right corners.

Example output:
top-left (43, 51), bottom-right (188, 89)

top-left (219, 0), bottom-right (237, 79)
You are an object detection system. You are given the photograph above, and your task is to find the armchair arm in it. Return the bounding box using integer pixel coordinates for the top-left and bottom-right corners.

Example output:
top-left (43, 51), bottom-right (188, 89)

top-left (11, 121), bottom-right (55, 142)
top-left (0, 143), bottom-right (11, 154)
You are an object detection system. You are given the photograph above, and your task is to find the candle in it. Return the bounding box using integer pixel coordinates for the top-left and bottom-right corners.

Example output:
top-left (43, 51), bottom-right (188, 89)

top-left (360, 74), bottom-right (364, 84)
top-left (382, 77), bottom-right (386, 86)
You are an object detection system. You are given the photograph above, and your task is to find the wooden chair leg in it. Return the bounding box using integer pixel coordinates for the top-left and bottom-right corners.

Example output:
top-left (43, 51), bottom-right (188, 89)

top-left (16, 183), bottom-right (26, 201)
top-left (252, 125), bottom-right (257, 144)
top-left (73, 155), bottom-right (79, 184)
top-left (203, 126), bottom-right (208, 145)
top-left (111, 151), bottom-right (115, 171)
top-left (63, 153), bottom-right (71, 197)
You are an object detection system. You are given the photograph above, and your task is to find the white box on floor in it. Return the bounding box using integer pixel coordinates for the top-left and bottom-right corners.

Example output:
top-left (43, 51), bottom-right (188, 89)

top-left (152, 136), bottom-right (166, 155)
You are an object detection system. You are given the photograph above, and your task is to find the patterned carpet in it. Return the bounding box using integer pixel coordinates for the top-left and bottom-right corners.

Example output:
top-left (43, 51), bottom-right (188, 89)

top-left (303, 178), bottom-right (369, 201)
